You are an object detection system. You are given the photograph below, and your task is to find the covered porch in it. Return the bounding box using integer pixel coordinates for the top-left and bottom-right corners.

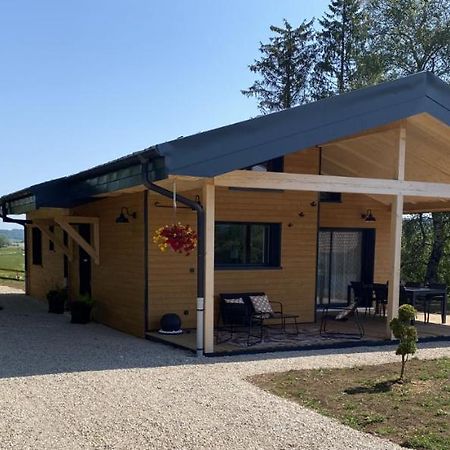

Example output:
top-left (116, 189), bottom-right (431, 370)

top-left (149, 79), bottom-right (450, 355)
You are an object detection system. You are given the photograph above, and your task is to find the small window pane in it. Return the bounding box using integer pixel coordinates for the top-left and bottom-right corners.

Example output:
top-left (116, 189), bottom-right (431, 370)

top-left (32, 227), bottom-right (42, 265)
top-left (249, 224), bottom-right (266, 264)
top-left (215, 224), bottom-right (246, 265)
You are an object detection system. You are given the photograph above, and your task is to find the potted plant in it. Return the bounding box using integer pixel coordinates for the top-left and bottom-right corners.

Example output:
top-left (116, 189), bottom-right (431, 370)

top-left (70, 294), bottom-right (94, 324)
top-left (47, 288), bottom-right (68, 314)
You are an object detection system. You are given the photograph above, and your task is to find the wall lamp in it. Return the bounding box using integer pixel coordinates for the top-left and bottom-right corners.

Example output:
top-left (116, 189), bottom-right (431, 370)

top-left (361, 209), bottom-right (376, 222)
top-left (116, 207), bottom-right (137, 224)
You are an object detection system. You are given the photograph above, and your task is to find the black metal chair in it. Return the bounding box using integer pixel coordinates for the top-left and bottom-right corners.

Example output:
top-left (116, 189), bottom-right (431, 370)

top-left (424, 283), bottom-right (447, 323)
top-left (373, 283), bottom-right (388, 317)
top-left (217, 292), bottom-right (299, 346)
top-left (320, 299), bottom-right (365, 338)
top-left (350, 281), bottom-right (373, 315)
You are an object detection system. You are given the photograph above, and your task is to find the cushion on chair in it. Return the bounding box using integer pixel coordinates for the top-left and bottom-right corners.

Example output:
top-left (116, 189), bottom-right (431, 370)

top-left (224, 297), bottom-right (244, 304)
top-left (249, 295), bottom-right (273, 314)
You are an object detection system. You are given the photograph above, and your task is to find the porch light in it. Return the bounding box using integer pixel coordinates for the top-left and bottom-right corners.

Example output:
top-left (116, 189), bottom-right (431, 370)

top-left (361, 209), bottom-right (376, 222)
top-left (116, 207), bottom-right (137, 224)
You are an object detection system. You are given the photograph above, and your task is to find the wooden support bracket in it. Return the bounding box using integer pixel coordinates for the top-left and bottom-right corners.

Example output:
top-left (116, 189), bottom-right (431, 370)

top-left (55, 217), bottom-right (100, 265)
top-left (32, 220), bottom-right (73, 261)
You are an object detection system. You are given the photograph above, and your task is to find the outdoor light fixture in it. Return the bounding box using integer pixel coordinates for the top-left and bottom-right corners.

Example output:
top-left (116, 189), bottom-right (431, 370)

top-left (361, 209), bottom-right (376, 222)
top-left (115, 207), bottom-right (137, 224)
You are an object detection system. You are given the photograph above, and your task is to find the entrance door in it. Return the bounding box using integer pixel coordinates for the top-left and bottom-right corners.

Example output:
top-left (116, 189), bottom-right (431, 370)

top-left (78, 224), bottom-right (92, 296)
top-left (316, 229), bottom-right (375, 306)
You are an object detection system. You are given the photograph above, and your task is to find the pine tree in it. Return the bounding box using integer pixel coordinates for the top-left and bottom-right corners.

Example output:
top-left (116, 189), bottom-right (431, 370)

top-left (242, 19), bottom-right (316, 113)
top-left (312, 0), bottom-right (372, 99)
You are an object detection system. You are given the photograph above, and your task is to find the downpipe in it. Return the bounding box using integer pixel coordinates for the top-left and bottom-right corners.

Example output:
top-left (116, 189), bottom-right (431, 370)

top-left (140, 158), bottom-right (206, 357)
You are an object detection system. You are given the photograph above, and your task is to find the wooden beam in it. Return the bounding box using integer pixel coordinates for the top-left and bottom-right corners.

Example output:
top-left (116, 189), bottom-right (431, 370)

top-left (404, 201), bottom-right (450, 213)
top-left (214, 170), bottom-right (450, 199)
top-left (386, 195), bottom-right (404, 337)
top-left (386, 126), bottom-right (407, 338)
top-left (55, 218), bottom-right (100, 265)
top-left (203, 182), bottom-right (215, 354)
top-left (63, 216), bottom-right (99, 225)
top-left (28, 208), bottom-right (71, 220)
top-left (32, 221), bottom-right (73, 261)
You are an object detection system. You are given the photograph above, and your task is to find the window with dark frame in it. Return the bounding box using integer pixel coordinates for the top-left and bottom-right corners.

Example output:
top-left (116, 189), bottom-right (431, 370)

top-left (319, 192), bottom-right (342, 203)
top-left (215, 222), bottom-right (281, 268)
top-left (49, 225), bottom-right (55, 251)
top-left (32, 227), bottom-right (43, 265)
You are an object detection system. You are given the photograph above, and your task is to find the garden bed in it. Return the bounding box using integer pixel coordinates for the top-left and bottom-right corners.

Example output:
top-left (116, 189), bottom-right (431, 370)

top-left (251, 358), bottom-right (450, 450)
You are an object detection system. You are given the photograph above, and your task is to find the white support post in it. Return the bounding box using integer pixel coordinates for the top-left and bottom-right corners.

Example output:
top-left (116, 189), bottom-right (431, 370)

top-left (386, 126), bottom-right (406, 338)
top-left (203, 182), bottom-right (215, 354)
top-left (386, 194), bottom-right (404, 337)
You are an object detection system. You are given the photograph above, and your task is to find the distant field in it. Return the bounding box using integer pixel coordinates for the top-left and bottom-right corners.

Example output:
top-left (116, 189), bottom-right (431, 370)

top-left (0, 246), bottom-right (25, 290)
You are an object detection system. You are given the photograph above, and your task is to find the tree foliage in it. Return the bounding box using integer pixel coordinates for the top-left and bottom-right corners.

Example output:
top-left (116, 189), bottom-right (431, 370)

top-left (241, 19), bottom-right (316, 113)
top-left (0, 235), bottom-right (9, 248)
top-left (312, 0), bottom-right (372, 99)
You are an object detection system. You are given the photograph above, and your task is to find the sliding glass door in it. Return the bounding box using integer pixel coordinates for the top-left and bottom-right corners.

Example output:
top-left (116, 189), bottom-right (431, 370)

top-left (316, 229), bottom-right (375, 306)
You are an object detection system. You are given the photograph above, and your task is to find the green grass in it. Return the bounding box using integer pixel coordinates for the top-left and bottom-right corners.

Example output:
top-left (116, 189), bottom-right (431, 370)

top-left (251, 358), bottom-right (450, 450)
top-left (0, 246), bottom-right (25, 289)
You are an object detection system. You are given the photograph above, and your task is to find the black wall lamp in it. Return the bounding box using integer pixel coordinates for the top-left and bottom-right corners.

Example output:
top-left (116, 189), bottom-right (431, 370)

top-left (116, 207), bottom-right (137, 224)
top-left (361, 209), bottom-right (376, 222)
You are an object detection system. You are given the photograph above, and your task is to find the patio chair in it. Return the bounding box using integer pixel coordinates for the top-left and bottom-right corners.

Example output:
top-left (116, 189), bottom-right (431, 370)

top-left (424, 283), bottom-right (447, 323)
top-left (217, 292), bottom-right (299, 346)
top-left (350, 281), bottom-right (373, 315)
top-left (373, 283), bottom-right (388, 317)
top-left (320, 299), bottom-right (365, 338)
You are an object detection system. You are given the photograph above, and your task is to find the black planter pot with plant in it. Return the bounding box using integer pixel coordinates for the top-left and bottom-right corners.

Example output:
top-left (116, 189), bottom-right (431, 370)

top-left (47, 289), bottom-right (67, 314)
top-left (70, 295), bottom-right (93, 324)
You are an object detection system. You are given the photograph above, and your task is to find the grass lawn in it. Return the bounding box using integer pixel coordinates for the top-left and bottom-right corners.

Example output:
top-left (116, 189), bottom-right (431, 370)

top-left (251, 358), bottom-right (450, 450)
top-left (0, 246), bottom-right (25, 290)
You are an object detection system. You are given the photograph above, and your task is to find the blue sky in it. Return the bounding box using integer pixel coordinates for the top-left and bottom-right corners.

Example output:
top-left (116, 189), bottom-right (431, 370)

top-left (0, 0), bottom-right (329, 229)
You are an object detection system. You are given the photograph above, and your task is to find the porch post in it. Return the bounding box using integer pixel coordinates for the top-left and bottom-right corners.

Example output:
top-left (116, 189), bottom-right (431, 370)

top-left (386, 126), bottom-right (406, 338)
top-left (203, 182), bottom-right (215, 354)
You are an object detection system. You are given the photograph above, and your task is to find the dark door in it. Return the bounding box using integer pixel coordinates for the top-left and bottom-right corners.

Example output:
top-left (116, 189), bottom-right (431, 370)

top-left (78, 224), bottom-right (91, 296)
top-left (316, 229), bottom-right (375, 306)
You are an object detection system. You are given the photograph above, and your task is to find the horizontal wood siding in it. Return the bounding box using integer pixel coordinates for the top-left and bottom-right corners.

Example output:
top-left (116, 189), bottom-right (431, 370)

top-left (26, 226), bottom-right (65, 301)
top-left (73, 193), bottom-right (145, 336)
top-left (319, 194), bottom-right (391, 284)
top-left (24, 147), bottom-right (393, 337)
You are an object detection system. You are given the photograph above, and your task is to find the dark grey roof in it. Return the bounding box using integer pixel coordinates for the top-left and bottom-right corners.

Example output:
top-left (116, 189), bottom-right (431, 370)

top-left (1, 71), bottom-right (449, 213)
top-left (159, 71), bottom-right (450, 177)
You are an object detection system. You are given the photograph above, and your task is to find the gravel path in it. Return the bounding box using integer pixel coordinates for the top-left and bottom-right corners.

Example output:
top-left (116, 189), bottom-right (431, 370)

top-left (1, 290), bottom-right (449, 450)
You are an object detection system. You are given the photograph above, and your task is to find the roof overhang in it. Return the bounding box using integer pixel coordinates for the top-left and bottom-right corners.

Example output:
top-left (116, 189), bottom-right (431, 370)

top-left (1, 72), bottom-right (449, 215)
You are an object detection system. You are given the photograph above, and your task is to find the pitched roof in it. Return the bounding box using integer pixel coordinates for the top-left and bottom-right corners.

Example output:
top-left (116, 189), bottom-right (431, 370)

top-left (1, 71), bottom-right (449, 213)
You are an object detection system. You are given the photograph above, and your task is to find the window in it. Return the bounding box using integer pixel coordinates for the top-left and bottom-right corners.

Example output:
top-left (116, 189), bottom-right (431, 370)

top-left (244, 157), bottom-right (284, 172)
top-left (32, 227), bottom-right (42, 265)
top-left (215, 222), bottom-right (281, 268)
top-left (319, 192), bottom-right (342, 203)
top-left (48, 225), bottom-right (55, 251)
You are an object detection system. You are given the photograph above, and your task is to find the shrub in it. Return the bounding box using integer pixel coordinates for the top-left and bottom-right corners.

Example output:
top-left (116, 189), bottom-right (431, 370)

top-left (390, 304), bottom-right (418, 381)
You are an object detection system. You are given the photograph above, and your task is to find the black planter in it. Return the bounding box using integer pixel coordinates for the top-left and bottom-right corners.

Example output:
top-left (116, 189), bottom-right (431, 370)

top-left (70, 301), bottom-right (92, 324)
top-left (48, 296), bottom-right (65, 314)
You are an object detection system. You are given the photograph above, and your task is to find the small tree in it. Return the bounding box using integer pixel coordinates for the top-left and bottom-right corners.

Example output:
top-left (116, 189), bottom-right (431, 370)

top-left (389, 304), bottom-right (418, 381)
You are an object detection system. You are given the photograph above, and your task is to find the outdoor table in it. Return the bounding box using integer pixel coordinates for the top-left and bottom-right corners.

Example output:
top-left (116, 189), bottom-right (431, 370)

top-left (404, 287), bottom-right (447, 324)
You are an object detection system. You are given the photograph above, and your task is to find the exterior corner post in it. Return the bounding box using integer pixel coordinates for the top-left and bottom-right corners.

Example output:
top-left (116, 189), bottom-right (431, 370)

top-left (386, 125), bottom-right (406, 338)
top-left (203, 182), bottom-right (215, 354)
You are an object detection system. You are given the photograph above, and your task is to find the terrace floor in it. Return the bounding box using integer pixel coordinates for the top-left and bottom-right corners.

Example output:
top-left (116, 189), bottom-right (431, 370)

top-left (147, 311), bottom-right (450, 355)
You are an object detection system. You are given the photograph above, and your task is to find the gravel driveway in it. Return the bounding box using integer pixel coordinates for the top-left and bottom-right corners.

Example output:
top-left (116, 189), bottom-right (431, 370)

top-left (1, 290), bottom-right (449, 450)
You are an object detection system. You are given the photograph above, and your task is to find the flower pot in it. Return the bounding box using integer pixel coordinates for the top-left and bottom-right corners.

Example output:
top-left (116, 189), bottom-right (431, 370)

top-left (70, 301), bottom-right (92, 324)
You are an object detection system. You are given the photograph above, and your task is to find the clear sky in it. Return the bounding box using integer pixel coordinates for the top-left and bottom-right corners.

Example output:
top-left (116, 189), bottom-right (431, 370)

top-left (0, 0), bottom-right (329, 229)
